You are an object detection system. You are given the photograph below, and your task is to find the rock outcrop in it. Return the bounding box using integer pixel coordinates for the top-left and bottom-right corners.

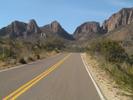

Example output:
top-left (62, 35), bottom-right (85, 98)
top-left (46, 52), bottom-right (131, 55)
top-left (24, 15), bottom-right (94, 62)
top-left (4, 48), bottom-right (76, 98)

top-left (0, 21), bottom-right (27, 37)
top-left (0, 19), bottom-right (41, 38)
top-left (27, 19), bottom-right (41, 34)
top-left (41, 21), bottom-right (73, 40)
top-left (1, 7), bottom-right (133, 41)
top-left (73, 22), bottom-right (101, 40)
top-left (102, 8), bottom-right (133, 32)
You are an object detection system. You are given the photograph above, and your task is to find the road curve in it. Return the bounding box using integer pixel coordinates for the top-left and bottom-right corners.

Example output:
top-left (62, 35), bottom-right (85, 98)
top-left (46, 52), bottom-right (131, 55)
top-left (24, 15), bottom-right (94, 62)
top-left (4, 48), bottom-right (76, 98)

top-left (0, 53), bottom-right (101, 100)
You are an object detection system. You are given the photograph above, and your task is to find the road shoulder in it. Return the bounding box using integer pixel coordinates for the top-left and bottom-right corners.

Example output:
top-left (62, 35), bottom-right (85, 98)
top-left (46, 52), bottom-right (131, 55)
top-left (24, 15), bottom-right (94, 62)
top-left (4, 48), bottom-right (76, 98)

top-left (81, 53), bottom-right (105, 100)
top-left (81, 53), bottom-right (132, 100)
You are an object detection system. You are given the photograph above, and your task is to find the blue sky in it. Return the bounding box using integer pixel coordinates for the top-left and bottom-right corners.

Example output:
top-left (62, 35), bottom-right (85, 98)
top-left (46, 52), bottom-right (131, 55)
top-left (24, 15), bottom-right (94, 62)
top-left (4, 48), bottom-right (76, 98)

top-left (0, 0), bottom-right (133, 33)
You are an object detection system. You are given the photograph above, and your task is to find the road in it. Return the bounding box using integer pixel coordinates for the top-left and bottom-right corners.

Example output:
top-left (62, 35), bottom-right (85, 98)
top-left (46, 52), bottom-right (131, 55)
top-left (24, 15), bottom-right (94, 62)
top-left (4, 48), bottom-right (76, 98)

top-left (0, 53), bottom-right (101, 100)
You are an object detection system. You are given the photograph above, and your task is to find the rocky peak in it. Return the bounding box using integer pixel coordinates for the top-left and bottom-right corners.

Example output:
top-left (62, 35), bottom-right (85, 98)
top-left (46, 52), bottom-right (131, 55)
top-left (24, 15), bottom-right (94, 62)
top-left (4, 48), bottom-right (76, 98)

top-left (10, 20), bottom-right (27, 33)
top-left (73, 21), bottom-right (101, 40)
top-left (27, 19), bottom-right (40, 33)
top-left (74, 22), bottom-right (101, 34)
top-left (50, 21), bottom-right (62, 33)
top-left (41, 21), bottom-right (73, 40)
top-left (102, 8), bottom-right (133, 32)
top-left (0, 19), bottom-right (41, 38)
top-left (0, 20), bottom-right (26, 37)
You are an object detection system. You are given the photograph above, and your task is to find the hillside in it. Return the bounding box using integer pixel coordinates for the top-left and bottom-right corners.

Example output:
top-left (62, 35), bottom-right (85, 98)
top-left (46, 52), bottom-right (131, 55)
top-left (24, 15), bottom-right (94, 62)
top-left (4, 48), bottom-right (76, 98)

top-left (105, 23), bottom-right (133, 55)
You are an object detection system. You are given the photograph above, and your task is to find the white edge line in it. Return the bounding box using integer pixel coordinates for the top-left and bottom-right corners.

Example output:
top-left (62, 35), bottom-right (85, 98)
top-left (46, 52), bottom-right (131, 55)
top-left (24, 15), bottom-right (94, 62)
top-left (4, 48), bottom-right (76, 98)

top-left (80, 53), bottom-right (105, 100)
top-left (0, 53), bottom-right (61, 73)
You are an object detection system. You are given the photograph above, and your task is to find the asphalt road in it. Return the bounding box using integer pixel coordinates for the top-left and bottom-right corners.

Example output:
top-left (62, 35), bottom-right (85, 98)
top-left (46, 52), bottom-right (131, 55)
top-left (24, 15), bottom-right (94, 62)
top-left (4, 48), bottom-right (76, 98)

top-left (0, 53), bottom-right (101, 100)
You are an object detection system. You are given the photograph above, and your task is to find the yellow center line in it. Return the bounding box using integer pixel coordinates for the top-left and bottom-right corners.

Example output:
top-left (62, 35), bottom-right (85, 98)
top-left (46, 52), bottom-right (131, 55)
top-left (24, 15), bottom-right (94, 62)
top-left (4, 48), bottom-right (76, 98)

top-left (3, 54), bottom-right (71, 100)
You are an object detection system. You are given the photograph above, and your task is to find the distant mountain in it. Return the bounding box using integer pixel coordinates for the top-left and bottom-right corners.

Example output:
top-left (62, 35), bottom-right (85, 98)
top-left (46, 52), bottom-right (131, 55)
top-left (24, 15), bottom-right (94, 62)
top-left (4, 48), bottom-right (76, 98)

top-left (0, 7), bottom-right (133, 45)
top-left (102, 8), bottom-right (133, 54)
top-left (0, 19), bottom-right (41, 39)
top-left (26, 19), bottom-right (41, 35)
top-left (0, 19), bottom-right (73, 42)
top-left (73, 7), bottom-right (133, 42)
top-left (0, 20), bottom-right (27, 37)
top-left (41, 21), bottom-right (73, 40)
top-left (102, 8), bottom-right (133, 32)
top-left (73, 21), bottom-right (102, 41)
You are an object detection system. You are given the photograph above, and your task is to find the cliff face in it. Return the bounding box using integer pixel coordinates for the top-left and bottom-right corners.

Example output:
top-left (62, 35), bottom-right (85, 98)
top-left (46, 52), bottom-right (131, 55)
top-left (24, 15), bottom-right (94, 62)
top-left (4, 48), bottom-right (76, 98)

top-left (102, 8), bottom-right (133, 32)
top-left (41, 21), bottom-right (73, 40)
top-left (26, 19), bottom-right (41, 34)
top-left (0, 21), bottom-right (27, 37)
top-left (73, 22), bottom-right (101, 40)
top-left (73, 8), bottom-right (133, 41)
top-left (0, 7), bottom-right (133, 42)
top-left (0, 19), bottom-right (41, 38)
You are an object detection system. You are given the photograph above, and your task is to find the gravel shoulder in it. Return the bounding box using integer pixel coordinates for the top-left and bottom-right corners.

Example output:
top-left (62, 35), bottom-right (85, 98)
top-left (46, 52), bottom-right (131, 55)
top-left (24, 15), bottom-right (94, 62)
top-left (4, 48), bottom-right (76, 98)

top-left (82, 53), bottom-right (132, 100)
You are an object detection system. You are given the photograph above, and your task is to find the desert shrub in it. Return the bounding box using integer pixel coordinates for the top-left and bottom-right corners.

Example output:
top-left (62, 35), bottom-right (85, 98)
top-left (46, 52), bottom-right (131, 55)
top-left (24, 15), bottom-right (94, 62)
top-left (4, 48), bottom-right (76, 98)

top-left (128, 55), bottom-right (133, 66)
top-left (28, 56), bottom-right (35, 61)
top-left (44, 38), bottom-right (65, 51)
top-left (54, 48), bottom-right (60, 53)
top-left (19, 58), bottom-right (27, 64)
top-left (0, 47), bottom-right (12, 60)
top-left (88, 39), bottom-right (133, 92)
top-left (90, 39), bottom-right (128, 63)
top-left (36, 54), bottom-right (40, 59)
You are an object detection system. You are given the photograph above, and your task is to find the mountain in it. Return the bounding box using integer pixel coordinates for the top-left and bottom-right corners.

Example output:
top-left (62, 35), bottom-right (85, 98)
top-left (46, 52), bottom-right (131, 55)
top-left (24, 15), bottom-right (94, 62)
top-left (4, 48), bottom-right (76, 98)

top-left (0, 19), bottom-right (41, 39)
top-left (105, 23), bottom-right (133, 41)
top-left (0, 21), bottom-right (27, 37)
top-left (104, 22), bottom-right (133, 54)
top-left (73, 21), bottom-right (102, 41)
top-left (0, 20), bottom-right (73, 42)
top-left (26, 19), bottom-right (41, 35)
top-left (102, 8), bottom-right (133, 32)
top-left (73, 8), bottom-right (133, 41)
top-left (41, 21), bottom-right (73, 40)
top-left (0, 7), bottom-right (133, 45)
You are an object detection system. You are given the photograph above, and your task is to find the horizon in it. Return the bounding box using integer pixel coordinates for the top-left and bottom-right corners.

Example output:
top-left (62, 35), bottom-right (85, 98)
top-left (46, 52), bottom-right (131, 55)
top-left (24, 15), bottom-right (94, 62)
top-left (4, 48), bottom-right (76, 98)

top-left (0, 0), bottom-right (133, 34)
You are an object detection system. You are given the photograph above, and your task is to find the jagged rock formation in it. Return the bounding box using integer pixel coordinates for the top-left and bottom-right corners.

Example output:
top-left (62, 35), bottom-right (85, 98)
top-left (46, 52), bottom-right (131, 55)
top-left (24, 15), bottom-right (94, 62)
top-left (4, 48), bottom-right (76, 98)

top-left (73, 8), bottom-right (133, 41)
top-left (0, 7), bottom-right (133, 42)
top-left (0, 21), bottom-right (27, 37)
top-left (102, 8), bottom-right (133, 32)
top-left (27, 19), bottom-right (41, 34)
top-left (41, 21), bottom-right (73, 40)
top-left (0, 19), bottom-right (41, 38)
top-left (73, 22), bottom-right (101, 40)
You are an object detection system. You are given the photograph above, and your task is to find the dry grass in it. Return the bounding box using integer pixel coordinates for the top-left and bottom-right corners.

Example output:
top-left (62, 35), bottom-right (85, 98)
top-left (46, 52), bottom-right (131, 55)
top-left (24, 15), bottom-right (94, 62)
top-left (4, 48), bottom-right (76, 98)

top-left (84, 53), bottom-right (133, 100)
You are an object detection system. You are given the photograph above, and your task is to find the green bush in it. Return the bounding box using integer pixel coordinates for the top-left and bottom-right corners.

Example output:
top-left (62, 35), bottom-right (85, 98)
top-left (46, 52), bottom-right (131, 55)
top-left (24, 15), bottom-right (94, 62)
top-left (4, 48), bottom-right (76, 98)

top-left (90, 39), bottom-right (128, 63)
top-left (88, 39), bottom-right (133, 92)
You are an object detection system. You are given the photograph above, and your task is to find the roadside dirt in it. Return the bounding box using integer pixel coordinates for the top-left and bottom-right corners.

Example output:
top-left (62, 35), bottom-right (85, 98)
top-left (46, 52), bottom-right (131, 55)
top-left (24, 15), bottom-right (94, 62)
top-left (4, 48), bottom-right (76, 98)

top-left (82, 53), bottom-right (132, 100)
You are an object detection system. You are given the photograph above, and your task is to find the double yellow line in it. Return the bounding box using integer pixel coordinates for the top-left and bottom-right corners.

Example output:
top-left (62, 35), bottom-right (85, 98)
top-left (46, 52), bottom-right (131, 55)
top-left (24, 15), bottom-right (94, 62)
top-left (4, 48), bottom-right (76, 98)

top-left (3, 54), bottom-right (71, 100)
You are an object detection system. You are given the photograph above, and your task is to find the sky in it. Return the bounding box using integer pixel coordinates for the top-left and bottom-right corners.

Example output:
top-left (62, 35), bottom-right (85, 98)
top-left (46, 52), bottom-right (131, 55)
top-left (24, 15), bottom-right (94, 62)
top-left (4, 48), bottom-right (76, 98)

top-left (0, 0), bottom-right (133, 33)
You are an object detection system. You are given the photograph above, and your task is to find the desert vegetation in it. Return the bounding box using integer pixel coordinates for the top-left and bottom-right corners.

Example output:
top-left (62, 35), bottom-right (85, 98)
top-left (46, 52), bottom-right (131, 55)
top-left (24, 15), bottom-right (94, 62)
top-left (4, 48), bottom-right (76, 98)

top-left (86, 39), bottom-right (133, 93)
top-left (0, 37), bottom-right (65, 69)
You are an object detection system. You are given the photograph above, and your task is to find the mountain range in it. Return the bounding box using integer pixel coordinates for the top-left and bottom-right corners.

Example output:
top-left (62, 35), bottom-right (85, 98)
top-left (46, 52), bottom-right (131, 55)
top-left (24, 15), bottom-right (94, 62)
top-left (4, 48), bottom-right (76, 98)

top-left (0, 7), bottom-right (133, 50)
